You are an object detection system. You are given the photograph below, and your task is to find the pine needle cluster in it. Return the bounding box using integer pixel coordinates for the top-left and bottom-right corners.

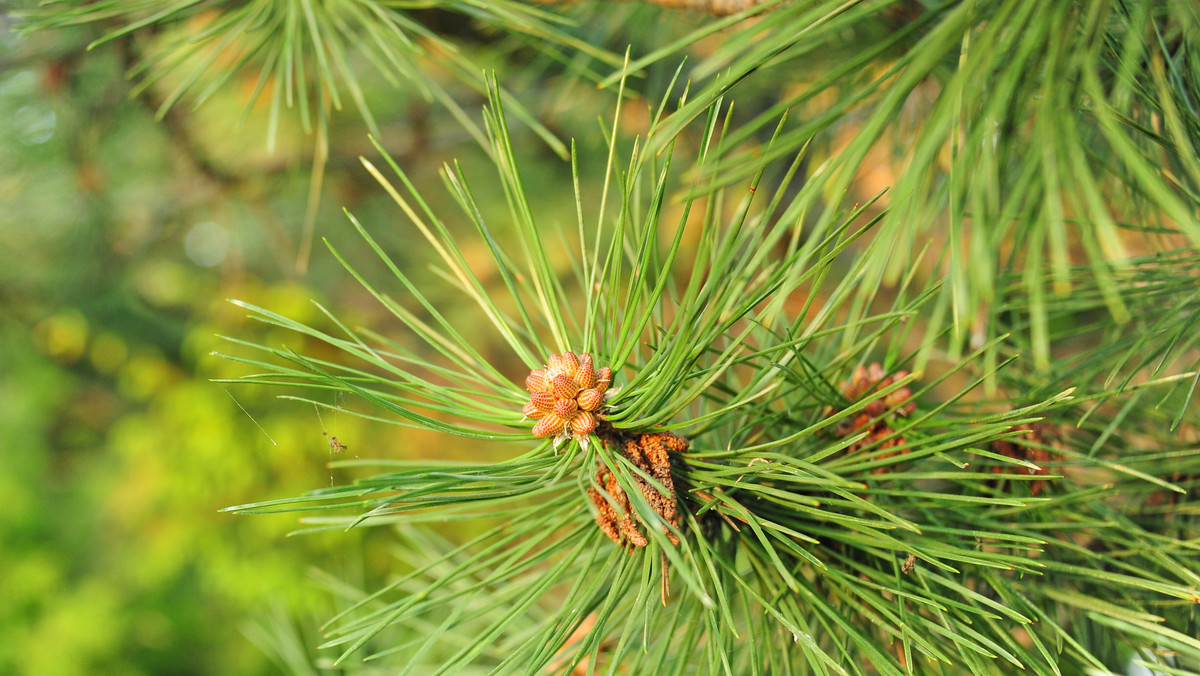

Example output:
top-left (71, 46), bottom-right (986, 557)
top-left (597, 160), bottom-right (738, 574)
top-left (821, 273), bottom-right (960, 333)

top-left (220, 76), bottom-right (1199, 672)
top-left (27, 0), bottom-right (1200, 673)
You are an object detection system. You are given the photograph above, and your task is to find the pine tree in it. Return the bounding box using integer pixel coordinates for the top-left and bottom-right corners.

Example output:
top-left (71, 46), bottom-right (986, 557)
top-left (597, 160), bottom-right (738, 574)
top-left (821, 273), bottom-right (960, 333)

top-left (24, 1), bottom-right (1200, 673)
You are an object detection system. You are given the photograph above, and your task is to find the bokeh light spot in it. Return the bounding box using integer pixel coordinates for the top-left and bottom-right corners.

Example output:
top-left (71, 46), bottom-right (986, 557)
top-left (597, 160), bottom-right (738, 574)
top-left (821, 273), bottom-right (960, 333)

top-left (132, 259), bottom-right (192, 308)
top-left (33, 310), bottom-right (89, 364)
top-left (184, 221), bottom-right (231, 268)
top-left (89, 331), bottom-right (129, 374)
top-left (15, 105), bottom-right (56, 145)
top-left (117, 352), bottom-right (172, 402)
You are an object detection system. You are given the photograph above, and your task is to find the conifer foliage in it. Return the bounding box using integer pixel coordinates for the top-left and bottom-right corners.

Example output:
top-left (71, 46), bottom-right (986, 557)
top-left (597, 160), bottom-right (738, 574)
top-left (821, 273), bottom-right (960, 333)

top-left (28, 1), bottom-right (1200, 673)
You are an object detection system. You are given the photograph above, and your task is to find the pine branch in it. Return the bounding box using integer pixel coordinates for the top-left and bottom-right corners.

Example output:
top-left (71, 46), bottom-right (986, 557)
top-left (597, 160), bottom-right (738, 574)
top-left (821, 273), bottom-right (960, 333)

top-left (220, 77), bottom-right (1200, 673)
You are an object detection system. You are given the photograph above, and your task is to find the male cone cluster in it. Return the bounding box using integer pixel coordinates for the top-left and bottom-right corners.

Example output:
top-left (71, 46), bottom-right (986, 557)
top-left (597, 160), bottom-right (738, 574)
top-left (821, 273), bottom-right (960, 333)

top-left (523, 351), bottom-right (612, 447)
top-left (588, 431), bottom-right (685, 549)
top-left (831, 362), bottom-right (917, 473)
top-left (523, 353), bottom-right (685, 558)
top-left (989, 422), bottom-right (1057, 496)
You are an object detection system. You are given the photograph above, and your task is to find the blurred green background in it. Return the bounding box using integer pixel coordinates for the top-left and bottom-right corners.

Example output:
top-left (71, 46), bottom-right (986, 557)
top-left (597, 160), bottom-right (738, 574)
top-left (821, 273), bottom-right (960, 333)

top-left (6, 2), bottom-right (1199, 673)
top-left (0, 9), bottom-right (579, 673)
